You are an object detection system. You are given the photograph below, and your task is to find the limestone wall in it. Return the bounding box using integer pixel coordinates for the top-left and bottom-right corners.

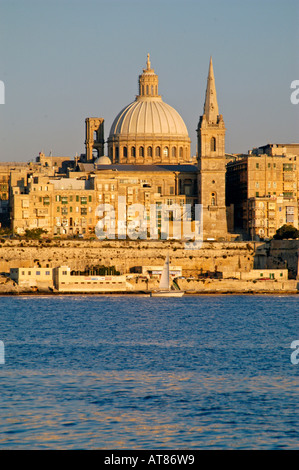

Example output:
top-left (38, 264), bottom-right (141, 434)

top-left (0, 239), bottom-right (257, 275)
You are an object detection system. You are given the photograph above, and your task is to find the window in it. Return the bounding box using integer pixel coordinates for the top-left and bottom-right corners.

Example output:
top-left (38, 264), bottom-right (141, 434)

top-left (147, 146), bottom-right (152, 157)
top-left (76, 195), bottom-right (79, 202)
top-left (256, 163), bottom-right (259, 169)
top-left (210, 137), bottom-right (216, 152)
top-left (81, 197), bottom-right (87, 204)
top-left (81, 207), bottom-right (87, 215)
top-left (62, 271), bottom-right (67, 276)
top-left (155, 146), bottom-right (161, 157)
top-left (172, 147), bottom-right (177, 158)
top-left (179, 147), bottom-right (183, 158)
top-left (123, 146), bottom-right (127, 158)
top-left (61, 196), bottom-right (68, 204)
top-left (131, 146), bottom-right (136, 157)
top-left (163, 146), bottom-right (169, 157)
top-left (46, 271), bottom-right (50, 276)
top-left (211, 192), bottom-right (216, 206)
top-left (139, 146), bottom-right (144, 157)
top-left (36, 271), bottom-right (40, 276)
top-left (43, 197), bottom-right (50, 206)
top-left (157, 186), bottom-right (162, 194)
top-left (170, 186), bottom-right (174, 195)
top-left (88, 195), bottom-right (92, 202)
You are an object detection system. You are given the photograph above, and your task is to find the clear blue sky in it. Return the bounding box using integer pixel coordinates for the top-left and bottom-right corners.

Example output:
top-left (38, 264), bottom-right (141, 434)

top-left (0, 0), bottom-right (298, 161)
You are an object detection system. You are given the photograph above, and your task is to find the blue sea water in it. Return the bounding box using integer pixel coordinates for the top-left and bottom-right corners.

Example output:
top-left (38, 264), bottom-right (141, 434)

top-left (0, 294), bottom-right (298, 450)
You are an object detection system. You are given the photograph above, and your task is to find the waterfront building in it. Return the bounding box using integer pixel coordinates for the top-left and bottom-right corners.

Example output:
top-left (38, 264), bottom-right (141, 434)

top-left (226, 145), bottom-right (299, 239)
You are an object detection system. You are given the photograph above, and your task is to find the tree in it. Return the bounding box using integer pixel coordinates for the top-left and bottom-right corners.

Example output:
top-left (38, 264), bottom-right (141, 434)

top-left (273, 224), bottom-right (299, 240)
top-left (24, 228), bottom-right (47, 239)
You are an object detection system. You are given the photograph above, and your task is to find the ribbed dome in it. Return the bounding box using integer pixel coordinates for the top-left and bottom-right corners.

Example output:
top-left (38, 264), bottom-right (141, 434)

top-left (109, 96), bottom-right (189, 138)
top-left (95, 155), bottom-right (111, 165)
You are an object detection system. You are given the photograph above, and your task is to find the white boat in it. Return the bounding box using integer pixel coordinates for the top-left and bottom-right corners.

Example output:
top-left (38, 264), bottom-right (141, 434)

top-left (150, 255), bottom-right (184, 297)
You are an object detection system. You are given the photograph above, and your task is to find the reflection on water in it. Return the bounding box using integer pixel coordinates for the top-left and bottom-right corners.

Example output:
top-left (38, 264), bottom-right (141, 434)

top-left (0, 295), bottom-right (298, 449)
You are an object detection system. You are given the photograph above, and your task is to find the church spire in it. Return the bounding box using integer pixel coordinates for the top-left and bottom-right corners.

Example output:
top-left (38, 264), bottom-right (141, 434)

top-left (203, 56), bottom-right (219, 124)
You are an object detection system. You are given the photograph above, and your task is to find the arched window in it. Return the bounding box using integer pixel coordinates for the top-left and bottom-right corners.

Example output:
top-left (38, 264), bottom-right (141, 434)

top-left (115, 146), bottom-right (119, 160)
top-left (155, 146), bottom-right (161, 157)
top-left (179, 147), bottom-right (183, 158)
top-left (139, 146), bottom-right (144, 157)
top-left (146, 85), bottom-right (149, 95)
top-left (211, 137), bottom-right (216, 152)
top-left (163, 146), bottom-right (169, 157)
top-left (123, 146), bottom-right (128, 158)
top-left (211, 192), bottom-right (217, 206)
top-left (131, 146), bottom-right (136, 157)
top-left (147, 146), bottom-right (152, 157)
top-left (172, 147), bottom-right (176, 158)
top-left (93, 131), bottom-right (97, 141)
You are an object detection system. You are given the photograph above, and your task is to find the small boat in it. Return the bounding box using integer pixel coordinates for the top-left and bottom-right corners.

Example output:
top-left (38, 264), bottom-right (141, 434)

top-left (150, 255), bottom-right (184, 297)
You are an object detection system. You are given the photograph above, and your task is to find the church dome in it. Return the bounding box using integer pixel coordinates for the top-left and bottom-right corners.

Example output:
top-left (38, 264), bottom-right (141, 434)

top-left (95, 155), bottom-right (111, 165)
top-left (109, 97), bottom-right (189, 138)
top-left (107, 54), bottom-right (191, 165)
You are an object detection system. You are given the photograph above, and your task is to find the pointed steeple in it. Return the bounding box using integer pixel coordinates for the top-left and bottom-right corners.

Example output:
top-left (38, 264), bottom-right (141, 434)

top-left (203, 56), bottom-right (219, 124)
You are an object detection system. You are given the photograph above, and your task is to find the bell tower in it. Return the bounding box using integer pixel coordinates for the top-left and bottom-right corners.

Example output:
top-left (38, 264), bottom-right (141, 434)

top-left (197, 57), bottom-right (228, 239)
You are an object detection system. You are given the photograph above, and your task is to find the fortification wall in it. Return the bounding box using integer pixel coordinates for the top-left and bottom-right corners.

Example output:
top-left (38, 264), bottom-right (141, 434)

top-left (0, 239), bottom-right (257, 275)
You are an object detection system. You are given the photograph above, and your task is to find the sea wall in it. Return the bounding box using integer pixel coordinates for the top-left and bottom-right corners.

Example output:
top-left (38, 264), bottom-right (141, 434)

top-left (0, 239), bottom-right (258, 275)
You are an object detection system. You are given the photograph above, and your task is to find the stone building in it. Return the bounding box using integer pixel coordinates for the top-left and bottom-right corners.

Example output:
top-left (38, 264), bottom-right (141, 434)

top-left (11, 164), bottom-right (198, 238)
top-left (226, 145), bottom-right (299, 239)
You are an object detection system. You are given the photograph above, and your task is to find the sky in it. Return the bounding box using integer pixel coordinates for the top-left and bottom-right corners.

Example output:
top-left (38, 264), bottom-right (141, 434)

top-left (0, 0), bottom-right (298, 162)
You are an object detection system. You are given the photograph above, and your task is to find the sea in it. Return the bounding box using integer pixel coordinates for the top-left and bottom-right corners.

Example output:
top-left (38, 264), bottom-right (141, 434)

top-left (0, 294), bottom-right (298, 450)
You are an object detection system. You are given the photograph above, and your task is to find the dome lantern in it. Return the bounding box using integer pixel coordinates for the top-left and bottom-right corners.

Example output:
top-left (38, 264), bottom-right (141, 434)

top-left (137, 53), bottom-right (160, 98)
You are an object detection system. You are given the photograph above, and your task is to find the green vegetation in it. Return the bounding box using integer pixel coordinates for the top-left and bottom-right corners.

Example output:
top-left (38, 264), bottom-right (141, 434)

top-left (24, 228), bottom-right (47, 239)
top-left (273, 224), bottom-right (299, 240)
